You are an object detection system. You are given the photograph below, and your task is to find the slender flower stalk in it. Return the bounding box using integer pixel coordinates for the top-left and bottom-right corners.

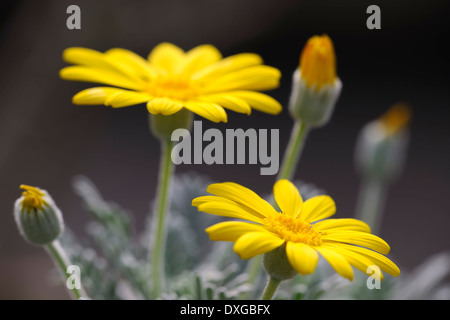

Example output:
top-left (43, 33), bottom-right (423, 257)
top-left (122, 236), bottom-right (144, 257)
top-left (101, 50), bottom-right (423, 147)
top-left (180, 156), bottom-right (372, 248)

top-left (151, 139), bottom-right (175, 297)
top-left (261, 276), bottom-right (281, 300)
top-left (354, 178), bottom-right (387, 235)
top-left (46, 240), bottom-right (88, 300)
top-left (277, 121), bottom-right (310, 181)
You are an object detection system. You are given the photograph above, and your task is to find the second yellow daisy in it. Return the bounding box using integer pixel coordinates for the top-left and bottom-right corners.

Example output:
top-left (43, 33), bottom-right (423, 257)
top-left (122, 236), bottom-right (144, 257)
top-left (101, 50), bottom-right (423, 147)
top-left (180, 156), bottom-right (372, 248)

top-left (193, 179), bottom-right (400, 281)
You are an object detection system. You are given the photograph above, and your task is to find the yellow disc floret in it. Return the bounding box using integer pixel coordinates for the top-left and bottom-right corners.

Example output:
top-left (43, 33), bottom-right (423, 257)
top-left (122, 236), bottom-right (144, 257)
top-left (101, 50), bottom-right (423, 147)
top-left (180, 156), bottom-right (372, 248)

top-left (20, 185), bottom-right (47, 212)
top-left (265, 214), bottom-right (322, 246)
top-left (146, 75), bottom-right (199, 101)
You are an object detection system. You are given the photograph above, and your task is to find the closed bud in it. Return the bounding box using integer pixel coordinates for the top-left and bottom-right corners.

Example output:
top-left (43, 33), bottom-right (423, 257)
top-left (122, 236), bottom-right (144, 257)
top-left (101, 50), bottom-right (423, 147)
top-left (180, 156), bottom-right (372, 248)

top-left (14, 185), bottom-right (64, 245)
top-left (355, 104), bottom-right (412, 182)
top-left (289, 35), bottom-right (342, 127)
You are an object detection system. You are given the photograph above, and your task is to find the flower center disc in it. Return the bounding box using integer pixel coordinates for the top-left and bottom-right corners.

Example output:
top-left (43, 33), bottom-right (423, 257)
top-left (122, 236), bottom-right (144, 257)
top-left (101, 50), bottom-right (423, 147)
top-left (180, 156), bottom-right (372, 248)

top-left (146, 75), bottom-right (198, 101)
top-left (265, 214), bottom-right (322, 246)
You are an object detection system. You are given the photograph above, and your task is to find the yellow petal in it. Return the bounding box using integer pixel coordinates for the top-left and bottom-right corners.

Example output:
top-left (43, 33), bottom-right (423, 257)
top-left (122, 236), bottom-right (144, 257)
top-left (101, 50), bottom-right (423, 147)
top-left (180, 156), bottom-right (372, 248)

top-left (147, 42), bottom-right (185, 74)
top-left (146, 98), bottom-right (183, 115)
top-left (63, 47), bottom-right (147, 83)
top-left (180, 44), bottom-right (222, 75)
top-left (72, 87), bottom-right (125, 105)
top-left (198, 94), bottom-right (251, 115)
top-left (326, 242), bottom-right (400, 277)
top-left (63, 47), bottom-right (111, 69)
top-left (285, 242), bottom-right (319, 275)
top-left (314, 218), bottom-right (371, 233)
top-left (192, 53), bottom-right (263, 81)
top-left (193, 195), bottom-right (266, 220)
top-left (202, 65), bottom-right (281, 93)
top-left (192, 195), bottom-right (235, 207)
top-left (105, 90), bottom-right (151, 108)
top-left (206, 221), bottom-right (268, 242)
top-left (229, 91), bottom-right (282, 115)
top-left (321, 243), bottom-right (384, 281)
top-left (206, 182), bottom-right (277, 218)
top-left (183, 101), bottom-right (227, 123)
top-left (197, 201), bottom-right (265, 224)
top-left (322, 231), bottom-right (391, 255)
top-left (315, 246), bottom-right (354, 281)
top-left (300, 195), bottom-right (336, 222)
top-left (233, 232), bottom-right (284, 260)
top-left (105, 48), bottom-right (158, 79)
top-left (273, 180), bottom-right (303, 217)
top-left (59, 66), bottom-right (144, 90)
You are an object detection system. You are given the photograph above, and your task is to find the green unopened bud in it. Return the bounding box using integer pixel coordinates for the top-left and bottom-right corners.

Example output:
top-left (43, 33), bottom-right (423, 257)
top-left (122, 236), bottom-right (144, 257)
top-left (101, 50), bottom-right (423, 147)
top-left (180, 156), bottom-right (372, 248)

top-left (150, 108), bottom-right (194, 141)
top-left (263, 244), bottom-right (297, 281)
top-left (355, 104), bottom-right (411, 182)
top-left (14, 185), bottom-right (64, 245)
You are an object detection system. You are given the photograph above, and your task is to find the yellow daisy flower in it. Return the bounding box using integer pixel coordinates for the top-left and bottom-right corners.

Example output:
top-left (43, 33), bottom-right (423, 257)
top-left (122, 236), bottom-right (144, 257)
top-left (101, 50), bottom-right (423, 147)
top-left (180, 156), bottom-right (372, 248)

top-left (59, 42), bottom-right (282, 123)
top-left (193, 179), bottom-right (400, 281)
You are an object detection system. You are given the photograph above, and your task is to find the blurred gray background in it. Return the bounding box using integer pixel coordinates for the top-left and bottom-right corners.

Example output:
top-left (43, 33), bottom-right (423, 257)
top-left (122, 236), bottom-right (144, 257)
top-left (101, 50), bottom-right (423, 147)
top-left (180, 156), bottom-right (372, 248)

top-left (0, 0), bottom-right (449, 299)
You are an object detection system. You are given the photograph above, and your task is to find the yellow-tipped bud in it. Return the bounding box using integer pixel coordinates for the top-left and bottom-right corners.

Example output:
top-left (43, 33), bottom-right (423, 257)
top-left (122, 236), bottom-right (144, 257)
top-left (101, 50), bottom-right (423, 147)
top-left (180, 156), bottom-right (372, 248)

top-left (288, 34), bottom-right (342, 128)
top-left (14, 185), bottom-right (64, 245)
top-left (299, 34), bottom-right (337, 90)
top-left (380, 103), bottom-right (412, 135)
top-left (355, 104), bottom-right (412, 182)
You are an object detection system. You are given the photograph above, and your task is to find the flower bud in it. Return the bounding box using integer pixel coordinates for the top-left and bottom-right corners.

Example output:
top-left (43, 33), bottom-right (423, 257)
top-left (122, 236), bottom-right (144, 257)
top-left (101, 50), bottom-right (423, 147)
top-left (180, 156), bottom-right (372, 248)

top-left (14, 185), bottom-right (64, 245)
top-left (355, 104), bottom-right (412, 182)
top-left (289, 35), bottom-right (342, 127)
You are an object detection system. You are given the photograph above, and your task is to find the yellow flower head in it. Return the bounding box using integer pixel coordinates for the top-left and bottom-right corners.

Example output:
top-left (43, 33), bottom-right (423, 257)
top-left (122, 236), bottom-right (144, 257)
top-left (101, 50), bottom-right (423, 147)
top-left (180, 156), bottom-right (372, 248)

top-left (379, 103), bottom-right (412, 135)
top-left (299, 34), bottom-right (337, 90)
top-left (20, 185), bottom-right (47, 212)
top-left (60, 43), bottom-right (282, 123)
top-left (193, 180), bottom-right (400, 281)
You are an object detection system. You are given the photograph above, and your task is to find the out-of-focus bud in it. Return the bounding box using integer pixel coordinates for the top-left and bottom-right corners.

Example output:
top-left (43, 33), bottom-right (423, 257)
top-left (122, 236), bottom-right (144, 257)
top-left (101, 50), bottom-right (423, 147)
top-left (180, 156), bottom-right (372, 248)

top-left (355, 104), bottom-right (412, 182)
top-left (14, 185), bottom-right (64, 245)
top-left (289, 34), bottom-right (342, 127)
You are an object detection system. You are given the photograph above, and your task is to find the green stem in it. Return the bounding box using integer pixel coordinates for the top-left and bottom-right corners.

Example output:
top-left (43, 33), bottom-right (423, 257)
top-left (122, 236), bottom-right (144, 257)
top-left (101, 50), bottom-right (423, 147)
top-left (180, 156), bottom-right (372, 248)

top-left (261, 276), bottom-right (281, 300)
top-left (45, 240), bottom-right (88, 300)
top-left (151, 139), bottom-right (175, 298)
top-left (242, 121), bottom-right (309, 299)
top-left (277, 121), bottom-right (309, 181)
top-left (355, 178), bottom-right (387, 235)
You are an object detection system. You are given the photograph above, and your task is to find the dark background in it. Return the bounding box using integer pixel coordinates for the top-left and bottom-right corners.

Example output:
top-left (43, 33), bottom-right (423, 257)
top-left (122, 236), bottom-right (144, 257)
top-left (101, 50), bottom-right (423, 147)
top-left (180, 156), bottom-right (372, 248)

top-left (0, 0), bottom-right (449, 299)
